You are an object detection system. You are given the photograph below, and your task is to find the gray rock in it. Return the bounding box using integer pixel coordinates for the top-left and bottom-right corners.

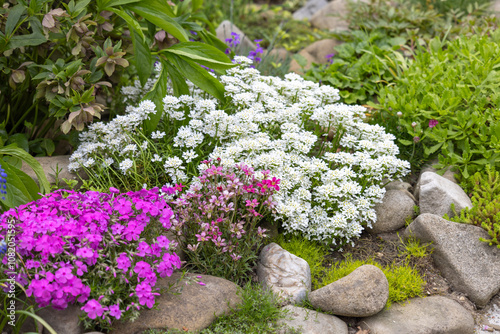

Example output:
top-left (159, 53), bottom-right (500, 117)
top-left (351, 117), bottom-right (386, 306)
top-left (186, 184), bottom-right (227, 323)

top-left (310, 0), bottom-right (368, 31)
top-left (289, 39), bottom-right (341, 74)
top-left (257, 243), bottom-right (311, 304)
top-left (110, 272), bottom-right (241, 333)
top-left (369, 189), bottom-right (416, 234)
top-left (19, 304), bottom-right (84, 334)
top-left (216, 20), bottom-right (256, 54)
top-left (277, 305), bottom-right (348, 334)
top-left (384, 179), bottom-right (412, 192)
top-left (414, 160), bottom-right (458, 200)
top-left (293, 0), bottom-right (329, 20)
top-left (418, 172), bottom-right (472, 218)
top-left (404, 214), bottom-right (500, 307)
top-left (21, 155), bottom-right (88, 189)
top-left (359, 296), bottom-right (475, 334)
top-left (309, 265), bottom-right (388, 317)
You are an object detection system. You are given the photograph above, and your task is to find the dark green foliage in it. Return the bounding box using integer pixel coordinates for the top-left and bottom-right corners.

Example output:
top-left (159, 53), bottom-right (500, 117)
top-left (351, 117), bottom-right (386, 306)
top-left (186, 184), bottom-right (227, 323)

top-left (445, 165), bottom-right (500, 248)
top-left (376, 31), bottom-right (500, 179)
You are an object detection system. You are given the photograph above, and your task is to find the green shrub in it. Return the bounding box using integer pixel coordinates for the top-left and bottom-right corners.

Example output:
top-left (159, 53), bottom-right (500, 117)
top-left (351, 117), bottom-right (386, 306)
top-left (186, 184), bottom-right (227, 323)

top-left (376, 31), bottom-right (500, 178)
top-left (445, 165), bottom-right (500, 248)
top-left (303, 30), bottom-right (406, 105)
top-left (274, 234), bottom-right (329, 290)
top-left (319, 256), bottom-right (425, 308)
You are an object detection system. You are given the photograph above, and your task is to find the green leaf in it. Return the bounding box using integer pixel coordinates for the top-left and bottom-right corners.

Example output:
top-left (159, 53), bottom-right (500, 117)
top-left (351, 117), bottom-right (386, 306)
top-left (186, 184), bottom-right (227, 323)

top-left (107, 7), bottom-right (145, 41)
top-left (124, 1), bottom-right (188, 42)
top-left (99, 0), bottom-right (141, 9)
top-left (0, 144), bottom-right (50, 194)
top-left (164, 60), bottom-right (189, 97)
top-left (424, 142), bottom-right (443, 156)
top-left (164, 53), bottom-right (226, 101)
top-left (5, 4), bottom-right (26, 37)
top-left (6, 133), bottom-right (29, 152)
top-left (131, 29), bottom-right (153, 86)
top-left (0, 162), bottom-right (41, 209)
top-left (73, 0), bottom-right (91, 15)
top-left (398, 139), bottom-right (414, 146)
top-left (162, 42), bottom-right (234, 73)
top-left (142, 64), bottom-right (171, 134)
top-left (198, 30), bottom-right (230, 54)
top-left (192, 0), bottom-right (203, 11)
top-left (6, 17), bottom-right (46, 50)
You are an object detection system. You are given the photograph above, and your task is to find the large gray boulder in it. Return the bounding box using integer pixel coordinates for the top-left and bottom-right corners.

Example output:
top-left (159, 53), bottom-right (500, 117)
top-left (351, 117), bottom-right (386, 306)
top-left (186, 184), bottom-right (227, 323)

top-left (309, 265), bottom-right (388, 317)
top-left (277, 305), bottom-right (348, 334)
top-left (293, 0), bottom-right (329, 20)
top-left (369, 189), bottom-right (416, 234)
top-left (257, 243), bottom-right (311, 304)
top-left (359, 296), bottom-right (475, 334)
top-left (418, 172), bottom-right (472, 218)
top-left (404, 214), bottom-right (500, 307)
top-left (216, 20), bottom-right (256, 54)
top-left (310, 0), bottom-right (368, 31)
top-left (110, 273), bottom-right (241, 333)
top-left (19, 304), bottom-right (84, 334)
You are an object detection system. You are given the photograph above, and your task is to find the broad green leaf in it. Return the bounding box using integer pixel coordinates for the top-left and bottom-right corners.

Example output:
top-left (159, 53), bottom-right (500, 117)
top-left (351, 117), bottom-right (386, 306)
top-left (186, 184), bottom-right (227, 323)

top-left (125, 1), bottom-right (188, 42)
top-left (424, 142), bottom-right (443, 156)
top-left (0, 162), bottom-right (41, 209)
top-left (73, 0), bottom-right (92, 15)
top-left (6, 133), bottom-right (29, 152)
top-left (131, 29), bottom-right (153, 85)
top-left (6, 17), bottom-right (46, 50)
top-left (142, 64), bottom-right (171, 134)
top-left (198, 30), bottom-right (230, 53)
top-left (164, 53), bottom-right (226, 101)
top-left (0, 144), bottom-right (50, 194)
top-left (162, 42), bottom-right (234, 73)
top-left (192, 0), bottom-right (203, 11)
top-left (5, 4), bottom-right (25, 37)
top-left (398, 139), bottom-right (414, 146)
top-left (107, 7), bottom-right (145, 41)
top-left (99, 0), bottom-right (141, 9)
top-left (164, 60), bottom-right (189, 97)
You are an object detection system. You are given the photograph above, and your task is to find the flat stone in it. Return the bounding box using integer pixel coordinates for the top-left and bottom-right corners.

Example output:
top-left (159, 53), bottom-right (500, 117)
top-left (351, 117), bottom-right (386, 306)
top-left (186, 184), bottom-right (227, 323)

top-left (293, 0), bottom-right (329, 20)
top-left (19, 304), bottom-right (84, 334)
top-left (414, 160), bottom-right (458, 200)
top-left (110, 272), bottom-right (241, 333)
top-left (277, 305), bottom-right (348, 334)
top-left (404, 214), bottom-right (500, 307)
top-left (257, 243), bottom-right (311, 304)
top-left (21, 155), bottom-right (88, 189)
top-left (359, 296), bottom-right (475, 334)
top-left (384, 180), bottom-right (412, 192)
top-left (309, 265), bottom-right (388, 317)
top-left (369, 189), bottom-right (416, 234)
top-left (418, 172), bottom-right (472, 218)
top-left (289, 49), bottom-right (317, 74)
top-left (216, 20), bottom-right (256, 54)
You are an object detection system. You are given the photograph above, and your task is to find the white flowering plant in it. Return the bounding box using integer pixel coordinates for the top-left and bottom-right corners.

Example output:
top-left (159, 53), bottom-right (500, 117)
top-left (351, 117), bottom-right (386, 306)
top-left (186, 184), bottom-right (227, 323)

top-left (71, 56), bottom-right (409, 246)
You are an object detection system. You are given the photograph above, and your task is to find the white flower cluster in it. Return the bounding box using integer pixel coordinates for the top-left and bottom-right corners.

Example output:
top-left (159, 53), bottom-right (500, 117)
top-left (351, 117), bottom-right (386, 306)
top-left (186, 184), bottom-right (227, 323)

top-left (165, 57), bottom-right (410, 244)
top-left (120, 62), bottom-right (162, 104)
top-left (68, 100), bottom-right (158, 175)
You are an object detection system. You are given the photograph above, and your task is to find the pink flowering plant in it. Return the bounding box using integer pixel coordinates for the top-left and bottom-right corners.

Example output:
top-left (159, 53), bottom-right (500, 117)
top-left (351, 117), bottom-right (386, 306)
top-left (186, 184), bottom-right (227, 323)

top-left (0, 188), bottom-right (181, 330)
top-left (168, 159), bottom-right (279, 284)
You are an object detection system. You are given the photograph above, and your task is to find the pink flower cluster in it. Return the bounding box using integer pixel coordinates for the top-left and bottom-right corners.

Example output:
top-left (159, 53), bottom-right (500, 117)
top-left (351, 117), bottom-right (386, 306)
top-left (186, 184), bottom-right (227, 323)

top-left (168, 159), bottom-right (279, 283)
top-left (0, 188), bottom-right (181, 325)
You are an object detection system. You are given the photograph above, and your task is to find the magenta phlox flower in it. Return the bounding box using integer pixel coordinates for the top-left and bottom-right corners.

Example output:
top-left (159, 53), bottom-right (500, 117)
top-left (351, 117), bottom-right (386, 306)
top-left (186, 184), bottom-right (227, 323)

top-left (196, 231), bottom-right (208, 242)
top-left (136, 241), bottom-right (151, 257)
top-left (55, 267), bottom-right (74, 284)
top-left (156, 235), bottom-right (170, 249)
top-left (109, 304), bottom-right (122, 319)
top-left (82, 299), bottom-right (108, 319)
top-left (111, 223), bottom-right (125, 235)
top-left (116, 253), bottom-right (131, 271)
top-left (245, 199), bottom-right (259, 208)
top-left (76, 247), bottom-right (94, 259)
top-left (134, 261), bottom-right (152, 278)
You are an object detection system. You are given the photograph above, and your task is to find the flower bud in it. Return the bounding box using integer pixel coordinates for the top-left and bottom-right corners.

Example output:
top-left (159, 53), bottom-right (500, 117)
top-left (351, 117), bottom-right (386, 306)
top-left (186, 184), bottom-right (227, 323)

top-left (411, 122), bottom-right (417, 128)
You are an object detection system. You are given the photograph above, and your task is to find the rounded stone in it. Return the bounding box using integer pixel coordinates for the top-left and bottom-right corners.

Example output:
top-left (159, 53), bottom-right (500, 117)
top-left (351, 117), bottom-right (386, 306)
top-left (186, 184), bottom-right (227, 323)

top-left (309, 265), bottom-right (388, 317)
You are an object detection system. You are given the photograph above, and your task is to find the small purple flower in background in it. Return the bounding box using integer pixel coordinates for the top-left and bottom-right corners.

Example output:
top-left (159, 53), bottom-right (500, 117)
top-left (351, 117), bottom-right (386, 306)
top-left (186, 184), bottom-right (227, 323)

top-left (413, 136), bottom-right (420, 143)
top-left (248, 39), bottom-right (264, 63)
top-left (0, 165), bottom-right (7, 200)
top-left (225, 32), bottom-right (241, 48)
top-left (326, 53), bottom-right (335, 64)
top-left (429, 119), bottom-right (439, 128)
